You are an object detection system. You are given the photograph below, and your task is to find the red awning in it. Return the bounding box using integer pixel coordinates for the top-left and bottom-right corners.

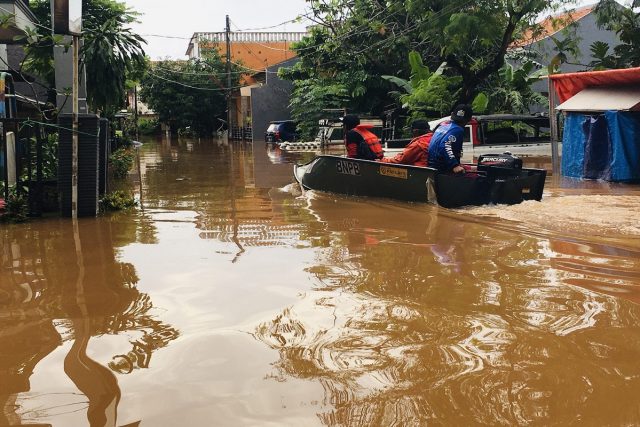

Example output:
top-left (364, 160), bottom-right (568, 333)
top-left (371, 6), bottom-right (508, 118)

top-left (550, 67), bottom-right (640, 103)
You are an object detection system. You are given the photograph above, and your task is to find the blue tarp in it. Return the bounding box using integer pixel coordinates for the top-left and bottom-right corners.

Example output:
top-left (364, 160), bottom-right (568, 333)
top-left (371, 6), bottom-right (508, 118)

top-left (605, 111), bottom-right (640, 181)
top-left (562, 111), bottom-right (640, 181)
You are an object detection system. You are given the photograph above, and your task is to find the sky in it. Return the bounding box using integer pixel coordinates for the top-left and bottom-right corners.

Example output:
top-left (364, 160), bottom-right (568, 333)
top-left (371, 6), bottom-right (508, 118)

top-left (122, 0), bottom-right (311, 60)
top-left (122, 0), bottom-right (631, 60)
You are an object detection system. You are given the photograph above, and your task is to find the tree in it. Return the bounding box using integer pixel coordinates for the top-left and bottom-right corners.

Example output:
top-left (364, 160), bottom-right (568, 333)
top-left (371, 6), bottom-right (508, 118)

top-left (485, 61), bottom-right (548, 113)
top-left (283, 0), bottom-right (575, 133)
top-left (382, 51), bottom-right (463, 119)
top-left (139, 50), bottom-right (234, 135)
top-left (81, 0), bottom-right (146, 115)
top-left (591, 0), bottom-right (640, 68)
top-left (26, 0), bottom-right (146, 116)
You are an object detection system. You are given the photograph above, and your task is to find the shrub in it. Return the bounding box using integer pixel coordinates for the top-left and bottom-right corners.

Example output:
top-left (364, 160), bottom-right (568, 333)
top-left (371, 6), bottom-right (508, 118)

top-left (100, 190), bottom-right (137, 211)
top-left (1, 187), bottom-right (29, 223)
top-left (109, 148), bottom-right (135, 179)
top-left (138, 118), bottom-right (160, 135)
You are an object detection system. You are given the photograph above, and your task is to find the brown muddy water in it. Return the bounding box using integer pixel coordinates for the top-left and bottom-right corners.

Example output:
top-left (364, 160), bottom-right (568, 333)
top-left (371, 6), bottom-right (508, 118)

top-left (2, 137), bottom-right (640, 426)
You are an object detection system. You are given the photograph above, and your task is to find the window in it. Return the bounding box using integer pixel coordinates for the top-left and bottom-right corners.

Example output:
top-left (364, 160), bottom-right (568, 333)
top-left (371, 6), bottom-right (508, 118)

top-left (481, 118), bottom-right (551, 144)
top-left (328, 127), bottom-right (344, 141)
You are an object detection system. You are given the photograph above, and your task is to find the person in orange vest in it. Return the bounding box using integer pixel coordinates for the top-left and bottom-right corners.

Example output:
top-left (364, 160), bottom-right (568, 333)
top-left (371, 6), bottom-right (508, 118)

top-left (342, 114), bottom-right (384, 161)
top-left (381, 120), bottom-right (432, 167)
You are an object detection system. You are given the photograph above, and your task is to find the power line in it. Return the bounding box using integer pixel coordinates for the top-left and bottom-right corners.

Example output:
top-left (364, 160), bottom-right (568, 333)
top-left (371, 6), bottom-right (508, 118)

top-left (229, 60), bottom-right (282, 74)
top-left (292, 0), bottom-right (479, 70)
top-left (154, 65), bottom-right (267, 76)
top-left (146, 71), bottom-right (248, 91)
top-left (0, 5), bottom-right (55, 33)
top-left (142, 34), bottom-right (191, 40)
top-left (230, 13), bottom-right (312, 32)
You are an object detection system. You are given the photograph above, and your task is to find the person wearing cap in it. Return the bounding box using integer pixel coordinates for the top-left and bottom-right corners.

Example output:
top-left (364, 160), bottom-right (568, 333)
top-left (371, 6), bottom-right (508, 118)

top-left (343, 114), bottom-right (384, 161)
top-left (427, 104), bottom-right (473, 173)
top-left (381, 119), bottom-right (432, 167)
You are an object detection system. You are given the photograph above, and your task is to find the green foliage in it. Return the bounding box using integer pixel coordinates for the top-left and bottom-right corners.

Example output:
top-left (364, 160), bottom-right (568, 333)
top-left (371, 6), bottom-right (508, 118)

top-left (109, 148), bottom-right (135, 179)
top-left (487, 61), bottom-right (548, 113)
top-left (100, 190), bottom-right (137, 211)
top-left (285, 0), bottom-right (574, 128)
top-left (283, 71), bottom-right (350, 139)
top-left (81, 0), bottom-right (146, 115)
top-left (472, 93), bottom-right (489, 114)
top-left (592, 0), bottom-right (640, 68)
top-left (383, 51), bottom-right (461, 118)
top-left (138, 118), bottom-right (160, 135)
top-left (27, 0), bottom-right (146, 116)
top-left (42, 133), bottom-right (59, 179)
top-left (1, 187), bottom-right (29, 223)
top-left (588, 41), bottom-right (617, 70)
top-left (139, 51), bottom-right (233, 135)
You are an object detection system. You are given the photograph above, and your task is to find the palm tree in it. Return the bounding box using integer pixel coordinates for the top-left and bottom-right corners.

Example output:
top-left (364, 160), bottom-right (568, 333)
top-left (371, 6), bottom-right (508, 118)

top-left (81, 0), bottom-right (146, 116)
top-left (24, 0), bottom-right (146, 117)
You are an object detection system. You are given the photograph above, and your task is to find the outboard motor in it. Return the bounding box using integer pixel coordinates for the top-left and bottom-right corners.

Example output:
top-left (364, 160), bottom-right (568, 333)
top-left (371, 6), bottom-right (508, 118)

top-left (477, 152), bottom-right (523, 177)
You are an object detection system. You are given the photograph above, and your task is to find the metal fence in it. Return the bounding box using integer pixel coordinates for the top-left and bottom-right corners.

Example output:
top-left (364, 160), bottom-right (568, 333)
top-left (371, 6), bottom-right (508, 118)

top-left (229, 126), bottom-right (253, 141)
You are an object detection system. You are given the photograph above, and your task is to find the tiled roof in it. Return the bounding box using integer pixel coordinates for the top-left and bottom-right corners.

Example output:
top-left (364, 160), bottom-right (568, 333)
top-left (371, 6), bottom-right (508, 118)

top-left (514, 5), bottom-right (595, 47)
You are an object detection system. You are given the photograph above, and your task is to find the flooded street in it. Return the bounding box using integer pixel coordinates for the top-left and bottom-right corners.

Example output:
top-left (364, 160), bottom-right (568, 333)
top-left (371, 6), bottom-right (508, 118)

top-left (2, 137), bottom-right (640, 426)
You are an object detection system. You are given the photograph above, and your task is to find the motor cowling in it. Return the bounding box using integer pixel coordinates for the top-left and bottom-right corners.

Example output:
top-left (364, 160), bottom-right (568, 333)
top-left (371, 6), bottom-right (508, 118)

top-left (477, 152), bottom-right (523, 176)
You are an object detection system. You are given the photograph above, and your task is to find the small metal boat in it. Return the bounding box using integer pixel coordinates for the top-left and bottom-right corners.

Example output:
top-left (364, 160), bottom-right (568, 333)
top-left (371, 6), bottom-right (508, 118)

top-left (294, 155), bottom-right (546, 208)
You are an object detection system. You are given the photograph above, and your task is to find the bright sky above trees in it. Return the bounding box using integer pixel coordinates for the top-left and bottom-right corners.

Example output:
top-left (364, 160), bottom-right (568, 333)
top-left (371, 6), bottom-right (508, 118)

top-left (123, 0), bottom-right (310, 59)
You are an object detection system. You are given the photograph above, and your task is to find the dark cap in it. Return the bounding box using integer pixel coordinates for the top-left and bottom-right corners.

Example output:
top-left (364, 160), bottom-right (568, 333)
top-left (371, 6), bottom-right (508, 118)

top-left (411, 119), bottom-right (430, 132)
top-left (451, 104), bottom-right (473, 123)
top-left (341, 114), bottom-right (360, 129)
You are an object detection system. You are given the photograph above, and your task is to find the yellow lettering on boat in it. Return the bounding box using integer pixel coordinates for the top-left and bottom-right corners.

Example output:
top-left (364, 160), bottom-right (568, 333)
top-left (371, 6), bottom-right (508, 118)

top-left (379, 166), bottom-right (408, 179)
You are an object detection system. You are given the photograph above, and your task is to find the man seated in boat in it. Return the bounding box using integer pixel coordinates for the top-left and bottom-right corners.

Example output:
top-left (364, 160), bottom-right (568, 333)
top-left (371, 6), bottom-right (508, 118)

top-left (427, 104), bottom-right (473, 174)
top-left (381, 119), bottom-right (432, 167)
top-left (343, 114), bottom-right (384, 161)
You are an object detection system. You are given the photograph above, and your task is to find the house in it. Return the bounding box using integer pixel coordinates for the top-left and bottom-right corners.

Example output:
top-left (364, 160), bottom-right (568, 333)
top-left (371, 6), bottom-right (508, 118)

top-left (248, 57), bottom-right (299, 142)
top-left (513, 5), bottom-right (621, 102)
top-left (186, 31), bottom-right (307, 136)
top-left (515, 5), bottom-right (620, 70)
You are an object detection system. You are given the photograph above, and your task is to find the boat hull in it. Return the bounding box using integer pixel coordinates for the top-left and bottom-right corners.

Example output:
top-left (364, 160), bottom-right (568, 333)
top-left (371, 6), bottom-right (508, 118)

top-left (294, 155), bottom-right (546, 208)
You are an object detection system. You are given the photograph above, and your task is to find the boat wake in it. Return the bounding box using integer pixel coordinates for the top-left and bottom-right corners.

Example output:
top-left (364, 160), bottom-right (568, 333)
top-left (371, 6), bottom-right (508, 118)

top-left (278, 183), bottom-right (303, 196)
top-left (464, 195), bottom-right (640, 241)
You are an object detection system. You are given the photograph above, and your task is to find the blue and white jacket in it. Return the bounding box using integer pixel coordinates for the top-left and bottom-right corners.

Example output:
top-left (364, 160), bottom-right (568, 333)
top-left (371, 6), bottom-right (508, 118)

top-left (427, 121), bottom-right (464, 172)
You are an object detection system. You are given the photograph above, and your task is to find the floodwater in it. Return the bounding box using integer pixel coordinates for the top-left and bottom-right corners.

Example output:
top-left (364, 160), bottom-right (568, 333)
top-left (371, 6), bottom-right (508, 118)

top-left (2, 137), bottom-right (640, 426)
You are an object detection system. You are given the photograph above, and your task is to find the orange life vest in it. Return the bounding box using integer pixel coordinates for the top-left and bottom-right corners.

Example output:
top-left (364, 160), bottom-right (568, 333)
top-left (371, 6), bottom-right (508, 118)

top-left (352, 125), bottom-right (383, 160)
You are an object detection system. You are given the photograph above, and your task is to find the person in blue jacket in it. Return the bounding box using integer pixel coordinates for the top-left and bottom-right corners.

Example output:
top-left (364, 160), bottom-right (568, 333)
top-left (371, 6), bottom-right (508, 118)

top-left (428, 104), bottom-right (473, 174)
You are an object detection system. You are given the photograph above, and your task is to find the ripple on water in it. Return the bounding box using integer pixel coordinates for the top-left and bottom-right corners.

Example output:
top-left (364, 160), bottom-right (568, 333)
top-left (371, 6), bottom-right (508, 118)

top-left (465, 195), bottom-right (640, 239)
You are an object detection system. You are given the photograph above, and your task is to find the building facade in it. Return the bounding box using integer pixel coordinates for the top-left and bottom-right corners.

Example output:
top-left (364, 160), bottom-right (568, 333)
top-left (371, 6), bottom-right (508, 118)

top-left (186, 31), bottom-right (307, 131)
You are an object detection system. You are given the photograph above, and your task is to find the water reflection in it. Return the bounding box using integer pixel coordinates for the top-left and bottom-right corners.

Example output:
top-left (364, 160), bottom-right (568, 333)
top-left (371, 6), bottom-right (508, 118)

top-left (3, 135), bottom-right (640, 425)
top-left (0, 218), bottom-right (177, 425)
top-left (255, 193), bottom-right (640, 426)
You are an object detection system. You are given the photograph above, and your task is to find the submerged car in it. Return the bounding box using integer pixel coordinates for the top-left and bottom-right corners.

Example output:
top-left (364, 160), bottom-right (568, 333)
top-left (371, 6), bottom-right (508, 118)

top-left (265, 120), bottom-right (299, 143)
top-left (428, 114), bottom-right (551, 146)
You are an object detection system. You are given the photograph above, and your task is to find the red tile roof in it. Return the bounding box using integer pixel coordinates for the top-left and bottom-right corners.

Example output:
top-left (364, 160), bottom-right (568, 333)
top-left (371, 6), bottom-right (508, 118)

top-left (514, 5), bottom-right (595, 48)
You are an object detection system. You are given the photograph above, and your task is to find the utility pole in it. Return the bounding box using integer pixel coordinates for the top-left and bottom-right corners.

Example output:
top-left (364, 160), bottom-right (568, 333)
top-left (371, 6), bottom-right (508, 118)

top-left (134, 85), bottom-right (139, 140)
top-left (71, 34), bottom-right (79, 219)
top-left (225, 15), bottom-right (232, 135)
top-left (548, 77), bottom-right (560, 177)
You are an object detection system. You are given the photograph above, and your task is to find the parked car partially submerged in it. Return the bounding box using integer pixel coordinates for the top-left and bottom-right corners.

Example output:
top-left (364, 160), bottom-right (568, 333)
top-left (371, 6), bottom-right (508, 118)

top-left (315, 117), bottom-right (383, 146)
top-left (265, 120), bottom-right (299, 143)
top-left (428, 114), bottom-right (551, 146)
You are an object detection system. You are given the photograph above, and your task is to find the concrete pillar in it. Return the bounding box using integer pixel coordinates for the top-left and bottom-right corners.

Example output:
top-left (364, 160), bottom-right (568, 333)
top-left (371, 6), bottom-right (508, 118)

top-left (54, 36), bottom-right (88, 114)
top-left (6, 131), bottom-right (15, 186)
